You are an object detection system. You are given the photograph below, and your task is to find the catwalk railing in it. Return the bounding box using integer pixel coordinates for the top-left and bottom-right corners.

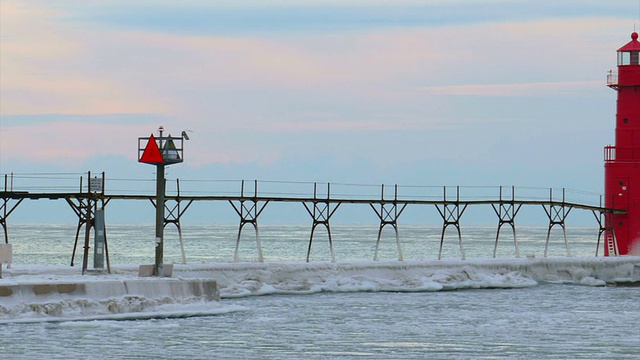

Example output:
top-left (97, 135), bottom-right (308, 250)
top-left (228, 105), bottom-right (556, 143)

top-left (0, 172), bottom-right (625, 272)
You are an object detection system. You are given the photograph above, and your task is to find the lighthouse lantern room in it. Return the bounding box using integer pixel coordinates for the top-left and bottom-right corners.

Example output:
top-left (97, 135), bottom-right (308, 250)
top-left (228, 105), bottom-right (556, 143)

top-left (605, 31), bottom-right (640, 256)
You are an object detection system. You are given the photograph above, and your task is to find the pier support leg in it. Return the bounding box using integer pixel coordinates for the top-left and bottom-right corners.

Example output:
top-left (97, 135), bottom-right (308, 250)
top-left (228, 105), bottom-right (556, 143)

top-left (66, 197), bottom-right (94, 270)
top-left (491, 187), bottom-right (522, 258)
top-left (158, 220), bottom-right (189, 265)
top-left (493, 221), bottom-right (520, 258)
top-left (178, 225), bottom-right (186, 265)
top-left (0, 198), bottom-right (23, 244)
top-left (66, 172), bottom-right (110, 274)
top-left (156, 180), bottom-right (194, 264)
top-left (230, 205), bottom-right (266, 262)
top-left (593, 210), bottom-right (618, 257)
top-left (542, 189), bottom-right (573, 257)
top-left (370, 185), bottom-right (406, 261)
top-left (229, 180), bottom-right (267, 262)
top-left (303, 183), bottom-right (340, 262)
top-left (305, 221), bottom-right (335, 263)
top-left (234, 221), bottom-right (262, 262)
top-left (435, 187), bottom-right (468, 260)
top-left (70, 220), bottom-right (84, 266)
top-left (372, 218), bottom-right (404, 261)
top-left (436, 216), bottom-right (466, 260)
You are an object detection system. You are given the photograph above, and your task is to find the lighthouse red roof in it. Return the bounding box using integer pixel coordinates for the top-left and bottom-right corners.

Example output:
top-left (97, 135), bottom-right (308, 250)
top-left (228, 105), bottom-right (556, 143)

top-left (618, 32), bottom-right (640, 52)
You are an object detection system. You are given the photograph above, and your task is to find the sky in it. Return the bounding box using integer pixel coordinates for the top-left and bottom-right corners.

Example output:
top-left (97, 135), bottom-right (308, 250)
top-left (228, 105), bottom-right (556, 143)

top-left (1, 0), bottom-right (639, 225)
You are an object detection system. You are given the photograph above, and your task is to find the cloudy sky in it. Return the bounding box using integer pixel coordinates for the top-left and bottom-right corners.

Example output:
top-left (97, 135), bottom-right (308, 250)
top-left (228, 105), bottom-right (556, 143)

top-left (1, 0), bottom-right (638, 223)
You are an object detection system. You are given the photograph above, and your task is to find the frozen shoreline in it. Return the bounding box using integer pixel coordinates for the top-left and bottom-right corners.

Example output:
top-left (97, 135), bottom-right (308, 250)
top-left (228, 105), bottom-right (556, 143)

top-left (3, 257), bottom-right (640, 295)
top-left (171, 256), bottom-right (640, 295)
top-left (1, 257), bottom-right (639, 322)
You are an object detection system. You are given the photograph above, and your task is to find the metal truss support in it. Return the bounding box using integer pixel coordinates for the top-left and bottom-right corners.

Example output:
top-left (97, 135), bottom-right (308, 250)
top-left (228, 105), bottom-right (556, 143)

top-left (229, 180), bottom-right (268, 262)
top-left (436, 186), bottom-right (468, 260)
top-left (67, 172), bottom-right (110, 274)
top-left (303, 183), bottom-right (340, 262)
top-left (1, 173), bottom-right (24, 244)
top-left (150, 179), bottom-right (194, 264)
top-left (492, 186), bottom-right (522, 258)
top-left (543, 188), bottom-right (573, 257)
top-left (370, 184), bottom-right (406, 261)
top-left (0, 198), bottom-right (23, 244)
top-left (67, 196), bottom-right (92, 269)
top-left (592, 208), bottom-right (618, 257)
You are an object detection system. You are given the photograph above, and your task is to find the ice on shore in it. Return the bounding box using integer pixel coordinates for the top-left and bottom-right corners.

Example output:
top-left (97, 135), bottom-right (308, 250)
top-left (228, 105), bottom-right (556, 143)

top-left (171, 257), bottom-right (640, 297)
top-left (1, 257), bottom-right (638, 322)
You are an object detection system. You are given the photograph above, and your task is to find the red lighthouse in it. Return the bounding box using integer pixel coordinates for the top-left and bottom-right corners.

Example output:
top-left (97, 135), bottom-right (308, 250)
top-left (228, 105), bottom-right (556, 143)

top-left (605, 31), bottom-right (640, 256)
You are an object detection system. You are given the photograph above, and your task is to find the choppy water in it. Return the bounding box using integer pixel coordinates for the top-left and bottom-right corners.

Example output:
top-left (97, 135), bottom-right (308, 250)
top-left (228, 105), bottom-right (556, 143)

top-left (1, 223), bottom-right (639, 359)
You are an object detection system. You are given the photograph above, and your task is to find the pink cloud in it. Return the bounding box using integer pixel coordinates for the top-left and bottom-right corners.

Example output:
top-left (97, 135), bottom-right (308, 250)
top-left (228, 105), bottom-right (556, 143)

top-left (0, 2), bottom-right (174, 116)
top-left (2, 4), bottom-right (622, 118)
top-left (0, 2), bottom-right (629, 169)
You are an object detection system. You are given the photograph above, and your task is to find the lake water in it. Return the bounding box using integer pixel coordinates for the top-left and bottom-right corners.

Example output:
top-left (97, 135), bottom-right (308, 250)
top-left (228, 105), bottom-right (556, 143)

top-left (1, 223), bottom-right (639, 359)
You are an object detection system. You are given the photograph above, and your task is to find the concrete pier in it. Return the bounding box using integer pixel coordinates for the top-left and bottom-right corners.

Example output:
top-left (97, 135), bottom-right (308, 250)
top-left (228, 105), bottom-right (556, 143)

top-left (0, 267), bottom-right (220, 321)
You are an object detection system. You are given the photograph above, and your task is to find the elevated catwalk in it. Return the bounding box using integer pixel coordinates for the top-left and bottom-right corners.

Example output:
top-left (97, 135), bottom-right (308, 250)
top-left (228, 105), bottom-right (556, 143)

top-left (0, 172), bottom-right (625, 274)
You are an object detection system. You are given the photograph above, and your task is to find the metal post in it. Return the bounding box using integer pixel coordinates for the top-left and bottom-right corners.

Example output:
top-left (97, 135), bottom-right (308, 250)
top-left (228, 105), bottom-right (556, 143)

top-left (81, 173), bottom-right (92, 275)
top-left (155, 163), bottom-right (165, 277)
top-left (152, 126), bottom-right (166, 277)
top-left (93, 209), bottom-right (105, 269)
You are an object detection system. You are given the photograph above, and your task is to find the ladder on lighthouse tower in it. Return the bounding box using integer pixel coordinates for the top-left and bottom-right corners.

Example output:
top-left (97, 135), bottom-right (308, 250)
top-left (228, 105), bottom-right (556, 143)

top-left (606, 232), bottom-right (618, 256)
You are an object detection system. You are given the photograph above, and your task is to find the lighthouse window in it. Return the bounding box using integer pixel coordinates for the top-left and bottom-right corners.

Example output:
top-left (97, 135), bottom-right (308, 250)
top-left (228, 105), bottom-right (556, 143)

top-left (619, 51), bottom-right (640, 65)
top-left (619, 52), bottom-right (631, 65)
top-left (624, 118), bottom-right (629, 124)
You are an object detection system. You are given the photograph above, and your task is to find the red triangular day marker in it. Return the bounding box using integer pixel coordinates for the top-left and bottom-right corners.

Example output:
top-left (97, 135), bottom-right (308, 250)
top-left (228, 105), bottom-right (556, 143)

top-left (139, 134), bottom-right (164, 164)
